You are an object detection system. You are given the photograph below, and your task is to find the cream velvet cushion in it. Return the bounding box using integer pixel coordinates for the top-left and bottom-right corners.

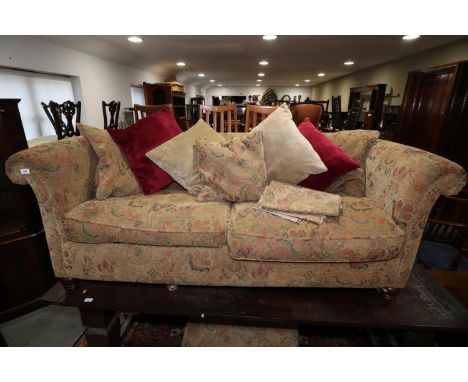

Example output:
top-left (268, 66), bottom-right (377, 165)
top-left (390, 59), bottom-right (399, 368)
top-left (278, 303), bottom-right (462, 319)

top-left (78, 124), bottom-right (142, 200)
top-left (145, 119), bottom-right (225, 193)
top-left (251, 104), bottom-right (327, 184)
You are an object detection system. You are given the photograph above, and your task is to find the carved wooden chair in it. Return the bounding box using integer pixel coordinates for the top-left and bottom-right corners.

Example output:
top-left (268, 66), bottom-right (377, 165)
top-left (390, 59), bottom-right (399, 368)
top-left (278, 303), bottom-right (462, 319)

top-left (422, 192), bottom-right (468, 270)
top-left (290, 103), bottom-right (323, 126)
top-left (133, 104), bottom-right (174, 122)
top-left (41, 100), bottom-right (81, 140)
top-left (102, 100), bottom-right (121, 129)
top-left (244, 105), bottom-right (280, 131)
top-left (199, 104), bottom-right (238, 133)
top-left (344, 98), bottom-right (362, 130)
top-left (331, 95), bottom-right (343, 130)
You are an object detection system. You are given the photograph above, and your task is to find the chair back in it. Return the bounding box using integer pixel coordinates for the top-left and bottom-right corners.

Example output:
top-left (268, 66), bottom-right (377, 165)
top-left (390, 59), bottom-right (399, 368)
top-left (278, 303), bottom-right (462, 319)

top-left (290, 103), bottom-right (323, 126)
top-left (346, 98), bottom-right (362, 129)
top-left (244, 105), bottom-right (279, 131)
top-left (331, 95), bottom-right (343, 130)
top-left (41, 100), bottom-right (81, 140)
top-left (102, 100), bottom-right (121, 129)
top-left (423, 193), bottom-right (468, 270)
top-left (199, 104), bottom-right (238, 133)
top-left (133, 104), bottom-right (173, 122)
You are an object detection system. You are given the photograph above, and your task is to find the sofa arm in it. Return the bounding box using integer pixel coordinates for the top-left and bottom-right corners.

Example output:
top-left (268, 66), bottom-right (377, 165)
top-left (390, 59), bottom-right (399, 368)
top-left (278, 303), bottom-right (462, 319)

top-left (5, 136), bottom-right (98, 276)
top-left (366, 139), bottom-right (466, 285)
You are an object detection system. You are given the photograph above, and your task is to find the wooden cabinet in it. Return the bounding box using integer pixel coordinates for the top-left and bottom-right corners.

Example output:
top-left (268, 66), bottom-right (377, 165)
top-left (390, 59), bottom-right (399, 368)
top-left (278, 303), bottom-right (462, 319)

top-left (0, 99), bottom-right (55, 314)
top-left (396, 61), bottom-right (468, 171)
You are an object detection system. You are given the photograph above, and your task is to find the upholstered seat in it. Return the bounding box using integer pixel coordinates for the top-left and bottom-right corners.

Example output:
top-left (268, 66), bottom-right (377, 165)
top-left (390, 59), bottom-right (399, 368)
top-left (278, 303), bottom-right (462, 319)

top-left (63, 190), bottom-right (230, 247)
top-left (228, 197), bottom-right (405, 263)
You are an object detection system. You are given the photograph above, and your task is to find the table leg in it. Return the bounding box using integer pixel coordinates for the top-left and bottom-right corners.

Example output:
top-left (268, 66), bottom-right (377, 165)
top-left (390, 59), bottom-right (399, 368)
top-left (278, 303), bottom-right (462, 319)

top-left (79, 308), bottom-right (120, 347)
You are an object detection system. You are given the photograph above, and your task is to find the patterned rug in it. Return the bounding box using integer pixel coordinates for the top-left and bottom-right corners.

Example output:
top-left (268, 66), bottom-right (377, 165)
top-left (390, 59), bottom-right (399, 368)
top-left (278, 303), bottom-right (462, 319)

top-left (74, 314), bottom-right (400, 347)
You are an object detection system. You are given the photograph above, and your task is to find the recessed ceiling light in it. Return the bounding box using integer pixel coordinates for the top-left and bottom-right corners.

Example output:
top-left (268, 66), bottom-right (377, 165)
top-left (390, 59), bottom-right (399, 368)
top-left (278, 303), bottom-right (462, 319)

top-left (128, 36), bottom-right (143, 43)
top-left (295, 84), bottom-right (300, 87)
top-left (256, 84), bottom-right (260, 87)
top-left (258, 73), bottom-right (265, 77)
top-left (402, 35), bottom-right (420, 40)
top-left (176, 62), bottom-right (186, 67)
top-left (217, 84), bottom-right (223, 87)
top-left (262, 35), bottom-right (277, 40)
top-left (257, 79), bottom-right (262, 82)
top-left (304, 79), bottom-right (311, 83)
top-left (209, 79), bottom-right (215, 83)
top-left (198, 73), bottom-right (205, 77)
top-left (259, 60), bottom-right (269, 66)
top-left (344, 60), bottom-right (354, 66)
top-left (317, 73), bottom-right (326, 77)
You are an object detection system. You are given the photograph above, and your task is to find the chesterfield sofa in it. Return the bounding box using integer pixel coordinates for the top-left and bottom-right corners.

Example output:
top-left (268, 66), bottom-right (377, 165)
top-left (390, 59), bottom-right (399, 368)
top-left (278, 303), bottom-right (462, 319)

top-left (5, 131), bottom-right (466, 300)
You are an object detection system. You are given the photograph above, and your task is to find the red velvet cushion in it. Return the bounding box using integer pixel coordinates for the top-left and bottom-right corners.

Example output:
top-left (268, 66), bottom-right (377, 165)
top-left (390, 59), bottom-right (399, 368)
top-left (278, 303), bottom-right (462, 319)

top-left (108, 106), bottom-right (182, 194)
top-left (298, 118), bottom-right (360, 190)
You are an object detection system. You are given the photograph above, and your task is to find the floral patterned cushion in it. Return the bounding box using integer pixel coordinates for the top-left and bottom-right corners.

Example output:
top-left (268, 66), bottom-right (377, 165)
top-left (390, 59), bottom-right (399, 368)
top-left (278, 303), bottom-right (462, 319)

top-left (228, 197), bottom-right (405, 263)
top-left (182, 322), bottom-right (298, 347)
top-left (63, 190), bottom-right (230, 247)
top-left (194, 131), bottom-right (268, 202)
top-left (325, 168), bottom-right (365, 197)
top-left (78, 124), bottom-right (142, 200)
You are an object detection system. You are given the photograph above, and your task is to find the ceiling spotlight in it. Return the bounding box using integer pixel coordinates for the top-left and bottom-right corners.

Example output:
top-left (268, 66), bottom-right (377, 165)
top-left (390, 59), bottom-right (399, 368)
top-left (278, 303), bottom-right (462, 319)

top-left (259, 60), bottom-right (269, 65)
top-left (256, 84), bottom-right (261, 87)
top-left (198, 73), bottom-right (205, 77)
top-left (217, 84), bottom-right (223, 87)
top-left (257, 79), bottom-right (262, 82)
top-left (262, 35), bottom-right (277, 40)
top-left (176, 62), bottom-right (186, 67)
top-left (402, 35), bottom-right (420, 40)
top-left (209, 79), bottom-right (215, 83)
top-left (128, 36), bottom-right (143, 43)
top-left (258, 73), bottom-right (265, 77)
top-left (304, 79), bottom-right (311, 83)
top-left (317, 73), bottom-right (326, 77)
top-left (295, 84), bottom-right (300, 87)
top-left (344, 60), bottom-right (354, 66)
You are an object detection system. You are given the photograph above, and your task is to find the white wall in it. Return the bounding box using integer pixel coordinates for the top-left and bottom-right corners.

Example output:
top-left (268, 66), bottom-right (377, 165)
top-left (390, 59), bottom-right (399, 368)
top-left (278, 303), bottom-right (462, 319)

top-left (310, 39), bottom-right (468, 110)
top-left (0, 36), bottom-right (162, 129)
top-left (203, 85), bottom-right (312, 105)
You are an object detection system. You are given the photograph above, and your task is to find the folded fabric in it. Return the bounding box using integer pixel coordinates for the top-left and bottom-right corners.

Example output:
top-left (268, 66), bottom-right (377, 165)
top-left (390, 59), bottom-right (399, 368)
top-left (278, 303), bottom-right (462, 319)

top-left (256, 180), bottom-right (342, 222)
top-left (253, 206), bottom-right (325, 224)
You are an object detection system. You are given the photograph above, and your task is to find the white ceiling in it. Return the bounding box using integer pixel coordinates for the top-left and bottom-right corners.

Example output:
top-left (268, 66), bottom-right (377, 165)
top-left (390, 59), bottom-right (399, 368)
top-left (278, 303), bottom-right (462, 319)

top-left (42, 35), bottom-right (466, 88)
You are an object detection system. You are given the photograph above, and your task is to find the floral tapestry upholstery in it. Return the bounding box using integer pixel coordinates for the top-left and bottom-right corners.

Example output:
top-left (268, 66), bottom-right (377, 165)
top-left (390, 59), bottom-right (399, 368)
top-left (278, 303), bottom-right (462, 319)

top-left (366, 139), bottom-right (467, 285)
top-left (182, 322), bottom-right (298, 347)
top-left (60, 241), bottom-right (401, 288)
top-left (326, 130), bottom-right (380, 167)
top-left (78, 124), bottom-right (142, 200)
top-left (194, 131), bottom-right (267, 202)
top-left (326, 169), bottom-right (365, 197)
top-left (63, 191), bottom-right (230, 247)
top-left (228, 198), bottom-right (404, 263)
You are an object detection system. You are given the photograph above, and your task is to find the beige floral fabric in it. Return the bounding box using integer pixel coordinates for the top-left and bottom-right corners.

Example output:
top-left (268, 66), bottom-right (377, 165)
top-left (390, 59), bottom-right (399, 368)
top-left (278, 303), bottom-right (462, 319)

top-left (251, 104), bottom-right (327, 183)
top-left (326, 130), bottom-right (380, 167)
top-left (63, 191), bottom-right (230, 247)
top-left (78, 124), bottom-right (142, 200)
top-left (229, 198), bottom-right (404, 263)
top-left (257, 181), bottom-right (342, 216)
top-left (145, 119), bottom-right (225, 193)
top-left (326, 169), bottom-right (365, 197)
top-left (182, 322), bottom-right (298, 347)
top-left (194, 131), bottom-right (268, 202)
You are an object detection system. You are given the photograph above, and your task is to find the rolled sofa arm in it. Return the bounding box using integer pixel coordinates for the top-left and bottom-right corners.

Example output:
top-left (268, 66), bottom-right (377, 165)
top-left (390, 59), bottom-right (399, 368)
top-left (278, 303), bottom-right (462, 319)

top-left (366, 139), bottom-right (466, 285)
top-left (5, 137), bottom-right (98, 276)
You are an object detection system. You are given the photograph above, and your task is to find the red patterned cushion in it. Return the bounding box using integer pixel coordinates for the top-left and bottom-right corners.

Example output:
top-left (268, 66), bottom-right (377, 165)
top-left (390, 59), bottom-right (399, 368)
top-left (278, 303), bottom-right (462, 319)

top-left (108, 106), bottom-right (182, 194)
top-left (298, 118), bottom-right (360, 190)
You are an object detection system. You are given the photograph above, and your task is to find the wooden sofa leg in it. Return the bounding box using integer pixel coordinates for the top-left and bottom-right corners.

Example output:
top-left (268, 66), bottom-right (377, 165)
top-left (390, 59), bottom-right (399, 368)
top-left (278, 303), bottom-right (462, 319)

top-left (79, 308), bottom-right (121, 347)
top-left (381, 287), bottom-right (401, 301)
top-left (60, 277), bottom-right (79, 291)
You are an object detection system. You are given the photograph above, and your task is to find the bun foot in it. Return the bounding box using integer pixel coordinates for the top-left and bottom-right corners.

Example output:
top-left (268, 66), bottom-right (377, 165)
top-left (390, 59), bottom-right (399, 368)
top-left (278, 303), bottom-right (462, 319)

top-left (61, 277), bottom-right (79, 291)
top-left (381, 287), bottom-right (401, 301)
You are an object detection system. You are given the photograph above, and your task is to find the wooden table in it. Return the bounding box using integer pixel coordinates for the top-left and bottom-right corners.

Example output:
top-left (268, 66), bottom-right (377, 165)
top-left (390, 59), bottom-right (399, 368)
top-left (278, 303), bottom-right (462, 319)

top-left (427, 270), bottom-right (468, 309)
top-left (42, 265), bottom-right (468, 346)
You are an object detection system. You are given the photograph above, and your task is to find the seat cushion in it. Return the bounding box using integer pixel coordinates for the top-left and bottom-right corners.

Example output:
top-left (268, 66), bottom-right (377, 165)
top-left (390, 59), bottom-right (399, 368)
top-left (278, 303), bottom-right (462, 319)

top-left (63, 191), bottom-right (230, 247)
top-left (228, 197), bottom-right (405, 263)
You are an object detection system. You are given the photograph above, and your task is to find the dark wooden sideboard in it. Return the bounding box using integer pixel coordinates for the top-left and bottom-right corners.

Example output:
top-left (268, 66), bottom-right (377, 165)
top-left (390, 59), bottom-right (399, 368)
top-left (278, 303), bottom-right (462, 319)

top-left (0, 99), bottom-right (55, 317)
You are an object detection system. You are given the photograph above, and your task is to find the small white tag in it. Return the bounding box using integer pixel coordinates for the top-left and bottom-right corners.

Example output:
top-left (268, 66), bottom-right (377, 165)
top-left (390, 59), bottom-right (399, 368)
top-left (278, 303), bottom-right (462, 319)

top-left (83, 297), bottom-right (94, 303)
top-left (20, 168), bottom-right (30, 175)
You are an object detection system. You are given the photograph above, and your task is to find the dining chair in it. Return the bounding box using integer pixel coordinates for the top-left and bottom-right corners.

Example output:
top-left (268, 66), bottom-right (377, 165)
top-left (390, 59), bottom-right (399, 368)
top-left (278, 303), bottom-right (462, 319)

top-left (199, 104), bottom-right (238, 133)
top-left (133, 104), bottom-right (174, 121)
top-left (41, 100), bottom-right (81, 140)
top-left (102, 100), bottom-right (121, 129)
top-left (290, 103), bottom-right (323, 126)
top-left (331, 95), bottom-right (343, 130)
top-left (244, 105), bottom-right (279, 131)
top-left (345, 98), bottom-right (362, 130)
top-left (422, 192), bottom-right (468, 270)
